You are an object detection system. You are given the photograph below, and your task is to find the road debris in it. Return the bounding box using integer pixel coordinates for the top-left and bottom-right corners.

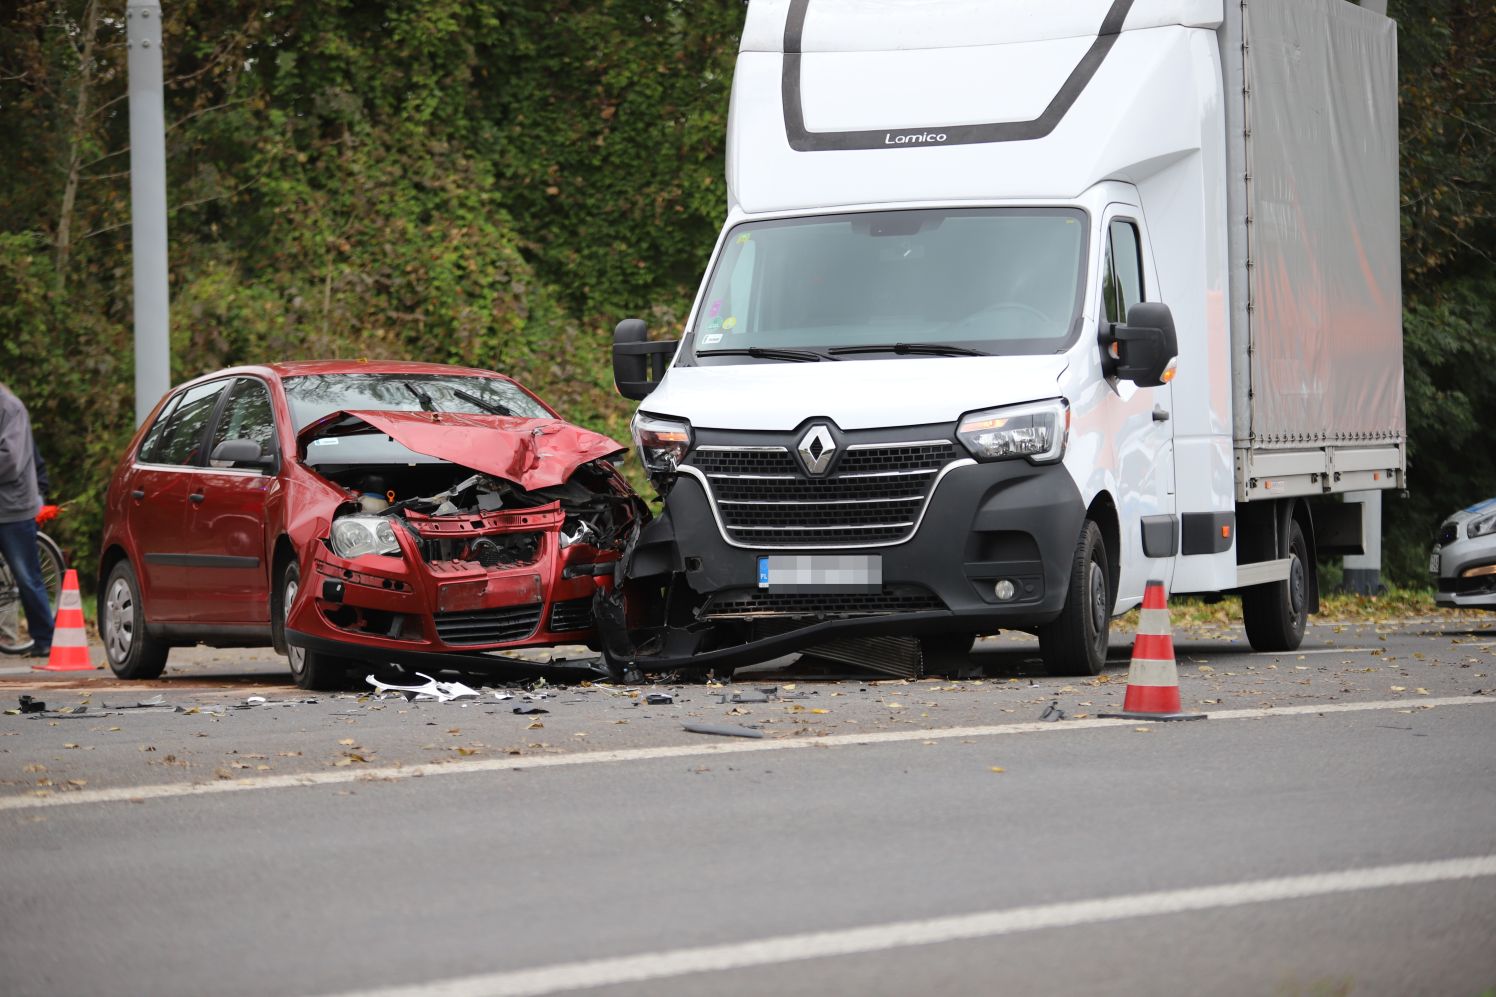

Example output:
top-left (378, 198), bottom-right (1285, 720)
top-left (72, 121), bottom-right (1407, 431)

top-left (643, 692), bottom-right (674, 705)
top-left (366, 673), bottom-right (480, 702)
top-left (683, 722), bottom-right (765, 739)
top-left (102, 694), bottom-right (177, 710)
top-left (1038, 700), bottom-right (1066, 722)
top-left (718, 688), bottom-right (774, 704)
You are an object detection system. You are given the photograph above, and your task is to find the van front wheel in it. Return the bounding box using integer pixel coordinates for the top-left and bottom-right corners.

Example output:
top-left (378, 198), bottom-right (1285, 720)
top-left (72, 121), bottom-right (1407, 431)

top-left (1038, 521), bottom-right (1111, 676)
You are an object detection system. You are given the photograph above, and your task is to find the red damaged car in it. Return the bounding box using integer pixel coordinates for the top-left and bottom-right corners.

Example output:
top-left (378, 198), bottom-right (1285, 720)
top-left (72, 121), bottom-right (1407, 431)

top-left (96, 361), bottom-right (645, 689)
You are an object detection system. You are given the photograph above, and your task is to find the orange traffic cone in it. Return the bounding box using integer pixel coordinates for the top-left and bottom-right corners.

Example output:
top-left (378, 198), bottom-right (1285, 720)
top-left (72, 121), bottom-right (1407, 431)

top-left (33, 569), bottom-right (95, 672)
top-left (1099, 579), bottom-right (1205, 722)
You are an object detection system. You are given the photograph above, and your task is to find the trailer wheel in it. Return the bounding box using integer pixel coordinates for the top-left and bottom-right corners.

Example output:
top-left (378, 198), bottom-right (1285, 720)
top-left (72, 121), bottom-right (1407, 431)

top-left (1039, 521), bottom-right (1111, 676)
top-left (1242, 519), bottom-right (1309, 652)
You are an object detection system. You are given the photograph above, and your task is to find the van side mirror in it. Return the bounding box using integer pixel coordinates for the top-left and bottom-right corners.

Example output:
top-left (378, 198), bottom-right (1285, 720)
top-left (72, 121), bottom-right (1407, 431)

top-left (1099, 301), bottom-right (1178, 388)
top-left (612, 318), bottom-right (678, 401)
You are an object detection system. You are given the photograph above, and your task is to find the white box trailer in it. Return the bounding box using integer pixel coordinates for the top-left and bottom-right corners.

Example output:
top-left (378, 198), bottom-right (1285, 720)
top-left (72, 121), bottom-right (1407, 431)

top-left (603, 0), bottom-right (1404, 678)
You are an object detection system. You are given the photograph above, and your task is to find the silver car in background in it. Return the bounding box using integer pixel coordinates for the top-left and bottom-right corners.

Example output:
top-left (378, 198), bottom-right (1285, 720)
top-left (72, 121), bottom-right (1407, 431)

top-left (1431, 498), bottom-right (1496, 610)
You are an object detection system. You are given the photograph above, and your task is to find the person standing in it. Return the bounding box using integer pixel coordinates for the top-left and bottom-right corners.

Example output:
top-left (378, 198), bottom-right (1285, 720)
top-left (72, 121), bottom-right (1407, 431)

top-left (0, 385), bottom-right (52, 657)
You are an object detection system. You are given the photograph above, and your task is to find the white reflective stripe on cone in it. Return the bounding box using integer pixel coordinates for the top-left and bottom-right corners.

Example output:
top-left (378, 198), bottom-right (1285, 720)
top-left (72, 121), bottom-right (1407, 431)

top-left (50, 627), bottom-right (89, 648)
top-left (1125, 658), bottom-right (1179, 686)
top-left (59, 588), bottom-right (83, 611)
top-left (1138, 608), bottom-right (1172, 634)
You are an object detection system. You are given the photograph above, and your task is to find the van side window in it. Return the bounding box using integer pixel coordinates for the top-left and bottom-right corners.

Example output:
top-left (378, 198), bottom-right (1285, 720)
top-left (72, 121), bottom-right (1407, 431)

top-left (209, 378), bottom-right (277, 464)
top-left (1104, 219), bottom-right (1145, 324)
top-left (148, 380), bottom-right (231, 467)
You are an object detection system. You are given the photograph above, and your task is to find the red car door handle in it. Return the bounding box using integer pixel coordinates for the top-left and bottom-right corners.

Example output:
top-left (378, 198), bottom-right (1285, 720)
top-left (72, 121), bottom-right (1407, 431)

top-left (130, 489), bottom-right (146, 500)
top-left (189, 492), bottom-right (206, 504)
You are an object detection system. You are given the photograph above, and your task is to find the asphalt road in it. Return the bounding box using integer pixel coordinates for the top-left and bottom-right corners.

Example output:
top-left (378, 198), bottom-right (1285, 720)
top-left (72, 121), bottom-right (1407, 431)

top-left (1, 616), bottom-right (1493, 996)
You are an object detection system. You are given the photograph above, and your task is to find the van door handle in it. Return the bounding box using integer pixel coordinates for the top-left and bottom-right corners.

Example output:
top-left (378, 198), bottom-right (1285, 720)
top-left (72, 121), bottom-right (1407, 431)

top-left (188, 492), bottom-right (206, 504)
top-left (1152, 406), bottom-right (1170, 422)
top-left (130, 489), bottom-right (145, 500)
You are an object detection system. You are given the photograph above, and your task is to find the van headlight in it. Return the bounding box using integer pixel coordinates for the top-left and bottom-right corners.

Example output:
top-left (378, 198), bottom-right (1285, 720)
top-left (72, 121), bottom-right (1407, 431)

top-left (1469, 512), bottom-right (1496, 539)
top-left (330, 515), bottom-right (402, 558)
top-left (631, 412), bottom-right (693, 478)
top-left (957, 399), bottom-right (1070, 464)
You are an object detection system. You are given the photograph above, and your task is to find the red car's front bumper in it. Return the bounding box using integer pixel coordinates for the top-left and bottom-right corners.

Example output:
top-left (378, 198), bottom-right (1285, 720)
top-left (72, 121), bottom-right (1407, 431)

top-left (283, 501), bottom-right (618, 672)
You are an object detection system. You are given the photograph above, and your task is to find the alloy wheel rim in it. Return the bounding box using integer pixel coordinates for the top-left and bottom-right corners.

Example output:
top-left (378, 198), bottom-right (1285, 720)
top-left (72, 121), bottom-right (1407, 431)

top-left (105, 577), bottom-right (133, 663)
top-left (285, 578), bottom-right (305, 674)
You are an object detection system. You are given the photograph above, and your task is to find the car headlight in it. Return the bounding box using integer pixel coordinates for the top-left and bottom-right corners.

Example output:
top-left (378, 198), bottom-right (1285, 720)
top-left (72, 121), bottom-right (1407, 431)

top-left (957, 398), bottom-right (1070, 463)
top-left (330, 515), bottom-right (402, 558)
top-left (631, 412), bottom-right (693, 477)
top-left (1469, 512), bottom-right (1496, 539)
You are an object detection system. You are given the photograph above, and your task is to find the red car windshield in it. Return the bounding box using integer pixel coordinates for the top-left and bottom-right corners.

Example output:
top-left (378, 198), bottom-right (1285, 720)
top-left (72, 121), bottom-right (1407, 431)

top-left (282, 373), bottom-right (550, 429)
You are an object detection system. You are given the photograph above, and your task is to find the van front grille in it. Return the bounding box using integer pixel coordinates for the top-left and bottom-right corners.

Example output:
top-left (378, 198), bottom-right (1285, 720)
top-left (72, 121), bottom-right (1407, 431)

top-left (687, 441), bottom-right (958, 547)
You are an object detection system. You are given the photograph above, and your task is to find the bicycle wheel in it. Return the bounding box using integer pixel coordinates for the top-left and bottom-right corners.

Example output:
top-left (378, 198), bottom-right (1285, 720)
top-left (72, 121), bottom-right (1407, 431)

top-left (36, 531), bottom-right (65, 609)
top-left (0, 556), bottom-right (19, 650)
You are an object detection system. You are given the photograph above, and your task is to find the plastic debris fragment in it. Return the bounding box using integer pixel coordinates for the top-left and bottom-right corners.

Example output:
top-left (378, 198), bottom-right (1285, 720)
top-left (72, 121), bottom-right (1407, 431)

top-left (365, 673), bottom-right (480, 702)
top-left (683, 722), bottom-right (765, 739)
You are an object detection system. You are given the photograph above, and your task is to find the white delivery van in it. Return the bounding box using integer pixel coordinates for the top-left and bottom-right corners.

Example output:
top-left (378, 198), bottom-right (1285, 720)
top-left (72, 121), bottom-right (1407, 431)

top-left (601, 0), bottom-right (1405, 679)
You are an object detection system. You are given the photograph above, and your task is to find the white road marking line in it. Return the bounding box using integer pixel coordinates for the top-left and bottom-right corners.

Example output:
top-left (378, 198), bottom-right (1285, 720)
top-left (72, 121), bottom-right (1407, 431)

top-left (314, 855), bottom-right (1496, 997)
top-left (1, 695), bottom-right (1487, 813)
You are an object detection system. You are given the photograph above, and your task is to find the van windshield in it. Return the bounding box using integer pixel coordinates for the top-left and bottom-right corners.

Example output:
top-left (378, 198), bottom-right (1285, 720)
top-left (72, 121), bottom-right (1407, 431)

top-left (688, 208), bottom-right (1088, 361)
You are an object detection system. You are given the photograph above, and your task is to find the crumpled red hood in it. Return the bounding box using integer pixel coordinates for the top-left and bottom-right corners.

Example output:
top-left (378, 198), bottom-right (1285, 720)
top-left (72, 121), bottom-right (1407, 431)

top-left (298, 410), bottom-right (627, 491)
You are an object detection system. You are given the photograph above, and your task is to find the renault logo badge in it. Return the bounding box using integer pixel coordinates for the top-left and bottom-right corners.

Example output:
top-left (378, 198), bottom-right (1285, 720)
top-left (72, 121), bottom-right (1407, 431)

top-left (797, 424), bottom-right (836, 475)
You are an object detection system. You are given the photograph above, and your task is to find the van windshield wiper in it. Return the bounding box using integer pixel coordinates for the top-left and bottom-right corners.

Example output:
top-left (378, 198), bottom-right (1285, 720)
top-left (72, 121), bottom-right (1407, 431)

top-left (452, 387), bottom-right (513, 416)
top-left (698, 346), bottom-right (837, 363)
top-left (828, 342), bottom-right (991, 358)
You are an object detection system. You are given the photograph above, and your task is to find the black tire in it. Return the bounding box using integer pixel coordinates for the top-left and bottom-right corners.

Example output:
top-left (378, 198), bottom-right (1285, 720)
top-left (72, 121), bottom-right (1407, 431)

top-left (100, 560), bottom-right (169, 680)
top-left (276, 560), bottom-right (353, 691)
top-left (1038, 521), bottom-right (1111, 676)
top-left (1242, 519), bottom-right (1309, 652)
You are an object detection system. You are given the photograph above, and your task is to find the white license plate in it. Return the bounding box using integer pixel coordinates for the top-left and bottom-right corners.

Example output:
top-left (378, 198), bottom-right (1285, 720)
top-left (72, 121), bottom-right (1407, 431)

top-left (1429, 549), bottom-right (1441, 574)
top-left (757, 554), bottom-right (882, 592)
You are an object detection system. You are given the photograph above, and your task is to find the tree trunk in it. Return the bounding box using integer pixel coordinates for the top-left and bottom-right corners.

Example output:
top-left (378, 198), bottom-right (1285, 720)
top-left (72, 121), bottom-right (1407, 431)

top-left (54, 0), bottom-right (101, 289)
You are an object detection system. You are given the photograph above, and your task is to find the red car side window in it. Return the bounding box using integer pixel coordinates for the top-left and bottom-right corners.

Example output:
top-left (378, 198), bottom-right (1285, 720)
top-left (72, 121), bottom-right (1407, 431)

top-left (146, 380), bottom-right (230, 467)
top-left (136, 393), bottom-right (183, 464)
top-left (209, 378), bottom-right (278, 464)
